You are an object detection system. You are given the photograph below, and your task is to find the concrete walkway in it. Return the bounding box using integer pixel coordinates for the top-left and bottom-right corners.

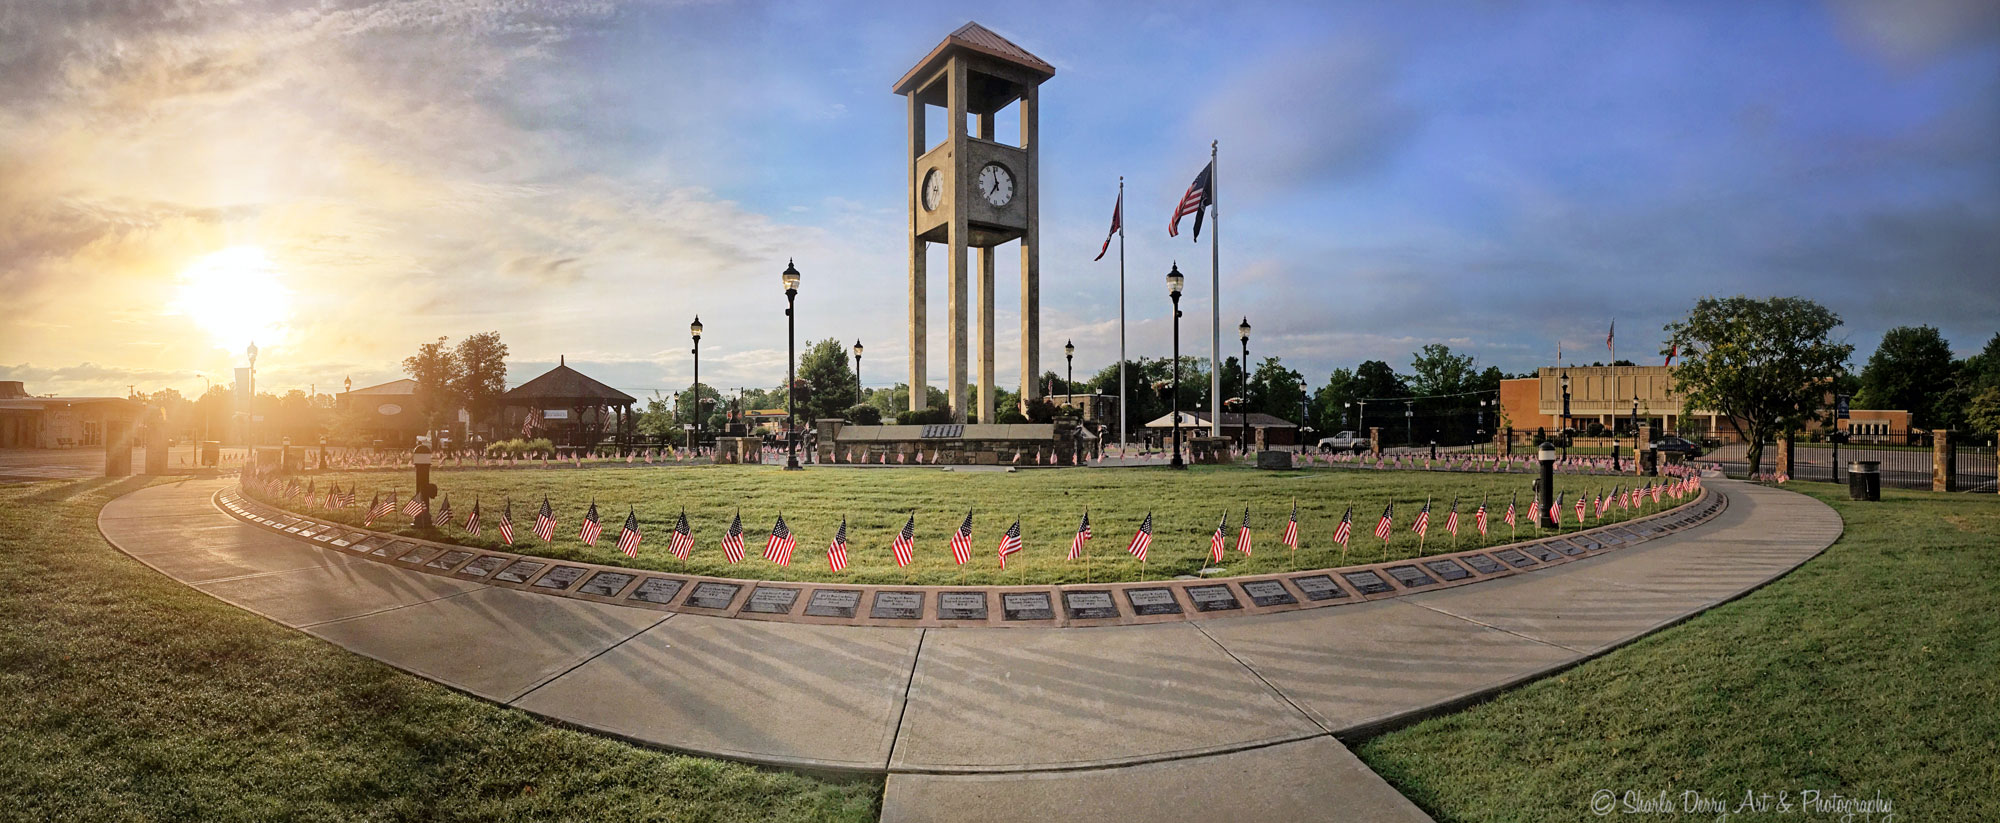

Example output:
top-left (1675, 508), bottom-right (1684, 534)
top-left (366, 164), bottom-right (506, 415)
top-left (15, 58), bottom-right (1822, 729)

top-left (98, 477), bottom-right (1839, 823)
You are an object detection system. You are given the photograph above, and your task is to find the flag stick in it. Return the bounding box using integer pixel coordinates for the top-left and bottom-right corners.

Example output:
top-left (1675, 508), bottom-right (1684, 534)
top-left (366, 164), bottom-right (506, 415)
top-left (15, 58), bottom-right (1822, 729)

top-left (1118, 176), bottom-right (1128, 463)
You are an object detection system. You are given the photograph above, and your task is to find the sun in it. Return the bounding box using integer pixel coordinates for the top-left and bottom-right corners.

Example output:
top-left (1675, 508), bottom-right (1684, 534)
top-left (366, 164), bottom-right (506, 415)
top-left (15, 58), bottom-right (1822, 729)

top-left (171, 246), bottom-right (291, 352)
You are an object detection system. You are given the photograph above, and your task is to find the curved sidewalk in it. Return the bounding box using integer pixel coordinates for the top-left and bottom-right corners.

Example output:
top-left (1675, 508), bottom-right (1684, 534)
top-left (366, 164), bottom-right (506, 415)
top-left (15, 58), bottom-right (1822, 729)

top-left (99, 477), bottom-right (1839, 823)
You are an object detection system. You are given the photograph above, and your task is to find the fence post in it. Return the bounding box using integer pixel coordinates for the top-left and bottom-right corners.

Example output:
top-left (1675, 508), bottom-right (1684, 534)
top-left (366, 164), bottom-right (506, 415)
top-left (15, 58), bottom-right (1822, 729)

top-left (1369, 427), bottom-right (1382, 458)
top-left (1776, 433), bottom-right (1793, 480)
top-left (1933, 430), bottom-right (1955, 492)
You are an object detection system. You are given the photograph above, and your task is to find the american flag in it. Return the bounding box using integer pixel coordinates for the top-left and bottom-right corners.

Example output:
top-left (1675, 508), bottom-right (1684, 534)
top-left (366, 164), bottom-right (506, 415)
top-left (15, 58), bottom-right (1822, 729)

top-left (1333, 506), bottom-right (1353, 546)
top-left (1068, 510), bottom-right (1092, 560)
top-left (1445, 496), bottom-right (1461, 536)
top-left (1551, 493), bottom-right (1564, 525)
top-left (1375, 503), bottom-right (1395, 541)
top-left (1093, 188), bottom-right (1122, 261)
top-left (402, 494), bottom-right (425, 518)
top-left (1282, 500), bottom-right (1299, 548)
top-left (1208, 513), bottom-right (1227, 563)
top-left (826, 518), bottom-right (849, 572)
top-left (1168, 160), bottom-right (1215, 241)
top-left (1234, 507), bottom-right (1253, 556)
top-left (1527, 495), bottom-right (1542, 525)
top-left (669, 509), bottom-right (694, 560)
top-left (339, 485), bottom-right (355, 508)
top-left (1475, 496), bottom-right (1489, 536)
top-left (948, 509), bottom-right (974, 566)
top-left (1414, 499), bottom-right (1432, 537)
top-left (497, 500), bottom-right (515, 545)
top-left (286, 478), bottom-right (301, 498)
top-left (1126, 512), bottom-right (1154, 561)
top-left (534, 497), bottom-right (557, 542)
top-left (323, 483), bottom-right (339, 510)
top-left (615, 508), bottom-right (642, 557)
top-left (433, 495), bottom-right (453, 528)
top-left (722, 511), bottom-right (746, 563)
top-left (1574, 493), bottom-right (1586, 524)
top-left (464, 498), bottom-right (481, 536)
top-left (996, 518), bottom-right (1023, 569)
top-left (365, 492), bottom-right (392, 526)
top-left (764, 515), bottom-right (795, 565)
top-left (303, 480), bottom-right (315, 504)
top-left (579, 501), bottom-right (603, 546)
top-left (891, 513), bottom-right (916, 567)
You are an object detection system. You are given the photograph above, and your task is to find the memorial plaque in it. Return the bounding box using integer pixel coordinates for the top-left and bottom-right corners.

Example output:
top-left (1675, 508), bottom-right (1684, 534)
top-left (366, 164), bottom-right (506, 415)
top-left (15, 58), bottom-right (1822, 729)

top-left (312, 530), bottom-right (336, 542)
top-left (686, 582), bottom-right (742, 610)
top-left (1063, 590), bottom-right (1120, 620)
top-left (1124, 587), bottom-right (1185, 614)
top-left (494, 560), bottom-right (547, 584)
top-left (804, 589), bottom-right (862, 618)
top-left (1524, 543), bottom-right (1564, 562)
top-left (1239, 579), bottom-right (1298, 607)
top-left (1001, 592), bottom-right (1056, 621)
top-left (1422, 558), bottom-right (1473, 581)
top-left (298, 524), bottom-right (324, 537)
top-left (459, 555), bottom-right (509, 577)
top-left (1289, 575), bottom-right (1349, 601)
top-left (919, 424), bottom-right (964, 439)
top-left (628, 577), bottom-right (686, 604)
top-left (1596, 530), bottom-right (1625, 545)
top-left (1611, 526), bottom-right (1643, 541)
top-left (1185, 584), bottom-right (1242, 612)
top-left (345, 537), bottom-right (381, 554)
top-left (427, 550), bottom-right (475, 570)
top-left (1385, 564), bottom-right (1437, 588)
top-left (579, 571), bottom-right (636, 598)
top-left (937, 592), bottom-right (989, 620)
top-left (1462, 553), bottom-right (1507, 574)
top-left (532, 565), bottom-right (588, 590)
top-left (1341, 570), bottom-right (1395, 595)
top-left (870, 591), bottom-right (925, 620)
top-left (1492, 548), bottom-right (1537, 567)
top-left (397, 546), bottom-right (441, 564)
top-left (371, 540), bottom-right (414, 558)
top-left (744, 586), bottom-right (801, 614)
top-left (1559, 536), bottom-right (1596, 553)
top-left (330, 532), bottom-right (366, 547)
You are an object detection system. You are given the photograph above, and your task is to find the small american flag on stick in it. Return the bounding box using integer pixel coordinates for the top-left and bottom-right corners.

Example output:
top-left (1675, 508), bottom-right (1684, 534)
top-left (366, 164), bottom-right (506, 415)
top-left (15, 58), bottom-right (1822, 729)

top-left (1444, 496), bottom-right (1460, 536)
top-left (616, 508), bottom-right (642, 557)
top-left (1413, 499), bottom-right (1432, 537)
top-left (365, 492), bottom-right (392, 526)
top-left (764, 514), bottom-right (795, 566)
top-left (1126, 512), bottom-right (1154, 561)
top-left (1069, 510), bottom-right (1092, 560)
top-left (669, 509), bottom-right (694, 560)
top-left (996, 517), bottom-right (1023, 569)
top-left (1234, 507), bottom-right (1252, 556)
top-left (826, 517), bottom-right (849, 572)
top-left (1333, 506), bottom-right (1353, 547)
top-left (465, 498), bottom-right (481, 536)
top-left (433, 495), bottom-right (453, 529)
top-left (497, 500), bottom-right (514, 545)
top-left (721, 511), bottom-right (746, 563)
top-left (534, 497), bottom-right (557, 542)
top-left (1282, 500), bottom-right (1299, 549)
top-left (579, 501), bottom-right (603, 546)
top-left (1375, 503), bottom-right (1395, 541)
top-left (1475, 496), bottom-right (1489, 536)
top-left (891, 514), bottom-right (916, 568)
top-left (948, 509), bottom-right (974, 566)
top-left (1208, 513), bottom-right (1227, 563)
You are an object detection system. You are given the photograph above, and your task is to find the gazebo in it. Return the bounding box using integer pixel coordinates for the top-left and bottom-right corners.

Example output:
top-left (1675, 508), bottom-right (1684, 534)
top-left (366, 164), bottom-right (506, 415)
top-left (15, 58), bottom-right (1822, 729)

top-left (499, 357), bottom-right (638, 453)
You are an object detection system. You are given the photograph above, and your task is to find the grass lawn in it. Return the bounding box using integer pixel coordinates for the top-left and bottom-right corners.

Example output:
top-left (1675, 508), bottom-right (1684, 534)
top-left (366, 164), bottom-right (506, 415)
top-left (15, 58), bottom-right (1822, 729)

top-left (0, 476), bottom-right (880, 822)
top-left (246, 464), bottom-right (1683, 585)
top-left (1357, 483), bottom-right (2000, 823)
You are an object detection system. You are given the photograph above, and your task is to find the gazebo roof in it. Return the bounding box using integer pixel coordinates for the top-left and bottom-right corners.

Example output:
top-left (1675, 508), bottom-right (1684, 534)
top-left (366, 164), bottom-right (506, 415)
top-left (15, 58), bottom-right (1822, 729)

top-left (500, 361), bottom-right (636, 406)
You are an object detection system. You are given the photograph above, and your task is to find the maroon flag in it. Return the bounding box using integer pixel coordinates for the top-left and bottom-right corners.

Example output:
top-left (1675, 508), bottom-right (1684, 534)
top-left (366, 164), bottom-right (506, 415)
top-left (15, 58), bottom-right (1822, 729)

top-left (1169, 160), bottom-right (1214, 241)
top-left (1094, 187), bottom-right (1122, 261)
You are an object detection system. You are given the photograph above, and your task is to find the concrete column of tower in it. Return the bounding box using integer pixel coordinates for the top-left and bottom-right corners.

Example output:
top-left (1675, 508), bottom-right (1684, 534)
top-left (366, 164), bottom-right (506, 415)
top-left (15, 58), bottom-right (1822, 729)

top-left (1018, 83), bottom-right (1042, 412)
top-left (946, 58), bottom-right (970, 424)
top-left (907, 89), bottom-right (928, 412)
top-left (976, 110), bottom-right (997, 425)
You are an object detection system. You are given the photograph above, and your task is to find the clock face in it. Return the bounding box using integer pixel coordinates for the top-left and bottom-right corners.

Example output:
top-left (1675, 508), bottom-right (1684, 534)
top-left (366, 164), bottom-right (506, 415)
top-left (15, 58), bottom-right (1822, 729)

top-left (921, 168), bottom-right (942, 212)
top-left (978, 163), bottom-right (1013, 207)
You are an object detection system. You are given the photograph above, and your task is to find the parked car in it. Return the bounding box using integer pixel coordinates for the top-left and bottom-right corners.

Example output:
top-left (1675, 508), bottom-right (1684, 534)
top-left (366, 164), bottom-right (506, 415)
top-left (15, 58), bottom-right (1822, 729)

top-left (1317, 431), bottom-right (1369, 453)
top-left (1648, 435), bottom-right (1704, 457)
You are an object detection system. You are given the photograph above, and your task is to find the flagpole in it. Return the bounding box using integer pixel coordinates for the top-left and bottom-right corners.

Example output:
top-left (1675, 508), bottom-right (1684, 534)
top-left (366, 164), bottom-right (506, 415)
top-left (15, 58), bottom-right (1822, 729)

top-left (1118, 177), bottom-right (1128, 464)
top-left (1208, 140), bottom-right (1222, 439)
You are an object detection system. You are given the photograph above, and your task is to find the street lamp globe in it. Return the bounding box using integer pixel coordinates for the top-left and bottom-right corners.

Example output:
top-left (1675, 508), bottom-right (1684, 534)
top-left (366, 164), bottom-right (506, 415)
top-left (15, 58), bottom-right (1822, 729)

top-left (1064, 340), bottom-right (1074, 359)
top-left (1166, 264), bottom-right (1184, 298)
top-left (1238, 317), bottom-right (1251, 341)
top-left (781, 259), bottom-right (801, 293)
top-left (690, 316), bottom-right (703, 340)
top-left (853, 340), bottom-right (864, 359)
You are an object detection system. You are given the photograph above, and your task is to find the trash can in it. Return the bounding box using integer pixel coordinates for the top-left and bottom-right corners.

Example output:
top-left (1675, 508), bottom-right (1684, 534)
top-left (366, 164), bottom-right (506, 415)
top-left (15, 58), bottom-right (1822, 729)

top-left (201, 440), bottom-right (220, 468)
top-left (1848, 460), bottom-right (1880, 501)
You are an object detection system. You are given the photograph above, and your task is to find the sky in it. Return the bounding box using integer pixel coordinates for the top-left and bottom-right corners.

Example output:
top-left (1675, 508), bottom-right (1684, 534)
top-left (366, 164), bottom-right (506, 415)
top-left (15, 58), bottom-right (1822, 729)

top-left (2, 0), bottom-right (1996, 403)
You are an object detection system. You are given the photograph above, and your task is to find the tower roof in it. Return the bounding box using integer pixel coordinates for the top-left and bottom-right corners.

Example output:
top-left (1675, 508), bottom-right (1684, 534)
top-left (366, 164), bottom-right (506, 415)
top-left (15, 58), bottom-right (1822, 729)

top-left (500, 363), bottom-right (636, 406)
top-left (894, 22), bottom-right (1055, 97)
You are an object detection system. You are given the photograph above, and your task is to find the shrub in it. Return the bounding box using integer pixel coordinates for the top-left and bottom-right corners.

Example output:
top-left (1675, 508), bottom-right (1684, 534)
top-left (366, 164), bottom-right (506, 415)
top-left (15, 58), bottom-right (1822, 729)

top-left (996, 408), bottom-right (1028, 424)
top-left (846, 405), bottom-right (882, 425)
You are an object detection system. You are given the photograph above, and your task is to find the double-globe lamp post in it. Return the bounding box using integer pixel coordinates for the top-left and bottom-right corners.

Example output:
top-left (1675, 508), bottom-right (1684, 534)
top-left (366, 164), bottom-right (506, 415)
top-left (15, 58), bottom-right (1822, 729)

top-left (1238, 317), bottom-right (1251, 452)
top-left (852, 340), bottom-right (864, 407)
top-left (783, 260), bottom-right (802, 471)
top-left (1168, 264), bottom-right (1186, 470)
top-left (690, 316), bottom-right (702, 456)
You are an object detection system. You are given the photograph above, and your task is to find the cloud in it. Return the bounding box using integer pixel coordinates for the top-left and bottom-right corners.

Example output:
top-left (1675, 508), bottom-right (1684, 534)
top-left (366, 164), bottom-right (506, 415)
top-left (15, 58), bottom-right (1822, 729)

top-left (1824, 0), bottom-right (2000, 66)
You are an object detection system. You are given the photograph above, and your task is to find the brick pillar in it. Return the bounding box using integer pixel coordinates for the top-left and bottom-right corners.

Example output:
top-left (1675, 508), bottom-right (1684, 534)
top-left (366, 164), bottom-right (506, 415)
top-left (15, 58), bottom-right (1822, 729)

top-left (1502, 426), bottom-right (1514, 456)
top-left (1933, 430), bottom-right (1955, 492)
top-left (1368, 427), bottom-right (1382, 457)
top-left (1776, 434), bottom-right (1793, 479)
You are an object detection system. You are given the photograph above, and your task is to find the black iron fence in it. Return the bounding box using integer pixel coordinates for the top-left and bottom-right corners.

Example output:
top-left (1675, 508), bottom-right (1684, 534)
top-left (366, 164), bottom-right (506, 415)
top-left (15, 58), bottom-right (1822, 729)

top-left (1737, 428), bottom-right (1998, 491)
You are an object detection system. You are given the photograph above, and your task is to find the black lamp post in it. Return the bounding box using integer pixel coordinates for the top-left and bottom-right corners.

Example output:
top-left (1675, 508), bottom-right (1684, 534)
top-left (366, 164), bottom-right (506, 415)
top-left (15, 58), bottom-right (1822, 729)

top-left (1632, 394), bottom-right (1641, 473)
top-left (1168, 264), bottom-right (1186, 470)
top-left (1405, 401), bottom-right (1414, 446)
top-left (1537, 441), bottom-right (1557, 528)
top-left (1297, 378), bottom-right (1310, 444)
top-left (852, 340), bottom-right (863, 407)
top-left (1064, 340), bottom-right (1075, 409)
top-left (1237, 317), bottom-right (1251, 451)
top-left (1559, 369), bottom-right (1572, 437)
top-left (690, 316), bottom-right (703, 456)
top-left (782, 260), bottom-right (801, 471)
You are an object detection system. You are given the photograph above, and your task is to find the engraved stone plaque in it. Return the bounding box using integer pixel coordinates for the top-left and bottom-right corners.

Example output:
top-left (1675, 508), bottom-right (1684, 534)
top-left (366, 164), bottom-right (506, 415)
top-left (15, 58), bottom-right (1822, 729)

top-left (532, 565), bottom-right (588, 590)
top-left (495, 560), bottom-right (547, 584)
top-left (426, 550), bottom-right (474, 570)
top-left (1385, 564), bottom-right (1437, 588)
top-left (458, 555), bottom-right (508, 577)
top-left (1596, 530), bottom-right (1625, 545)
top-left (1239, 579), bottom-right (1297, 607)
top-left (396, 546), bottom-right (440, 564)
top-left (1341, 570), bottom-right (1395, 595)
top-left (1565, 535), bottom-right (1600, 552)
top-left (1289, 575), bottom-right (1350, 601)
top-left (870, 591), bottom-right (925, 620)
top-left (371, 540), bottom-right (414, 558)
top-left (332, 532), bottom-right (366, 548)
top-left (1124, 587), bottom-right (1185, 614)
top-left (937, 592), bottom-right (989, 620)
top-left (628, 577), bottom-right (686, 604)
top-left (579, 571), bottom-right (636, 597)
top-left (1422, 558), bottom-right (1473, 581)
top-left (804, 589), bottom-right (862, 618)
top-left (1462, 553), bottom-right (1506, 574)
top-left (686, 582), bottom-right (742, 610)
top-left (1185, 584), bottom-right (1242, 612)
top-left (1525, 543), bottom-right (1565, 562)
top-left (1001, 592), bottom-right (1055, 621)
top-left (1492, 548), bottom-right (1537, 567)
top-left (1611, 527), bottom-right (1643, 541)
top-left (1063, 590), bottom-right (1120, 620)
top-left (744, 586), bottom-right (801, 614)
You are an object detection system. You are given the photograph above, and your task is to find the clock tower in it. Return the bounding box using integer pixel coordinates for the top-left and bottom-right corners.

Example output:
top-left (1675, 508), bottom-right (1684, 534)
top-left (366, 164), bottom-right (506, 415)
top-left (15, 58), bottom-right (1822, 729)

top-left (896, 22), bottom-right (1053, 423)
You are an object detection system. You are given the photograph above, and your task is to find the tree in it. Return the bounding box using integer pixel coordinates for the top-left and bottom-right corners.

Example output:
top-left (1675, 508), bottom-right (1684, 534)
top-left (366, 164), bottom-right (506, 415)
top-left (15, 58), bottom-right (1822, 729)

top-left (1247, 356), bottom-right (1306, 424)
top-left (1663, 296), bottom-right (1853, 475)
top-left (1310, 368), bottom-right (1358, 434)
top-left (1964, 386), bottom-right (2000, 436)
top-left (402, 336), bottom-right (463, 441)
top-left (673, 383), bottom-right (723, 431)
top-left (1408, 344), bottom-right (1476, 398)
top-left (796, 338), bottom-right (856, 422)
top-left (1856, 326), bottom-right (1958, 429)
top-left (1353, 360), bottom-right (1409, 400)
top-left (453, 331), bottom-right (509, 436)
